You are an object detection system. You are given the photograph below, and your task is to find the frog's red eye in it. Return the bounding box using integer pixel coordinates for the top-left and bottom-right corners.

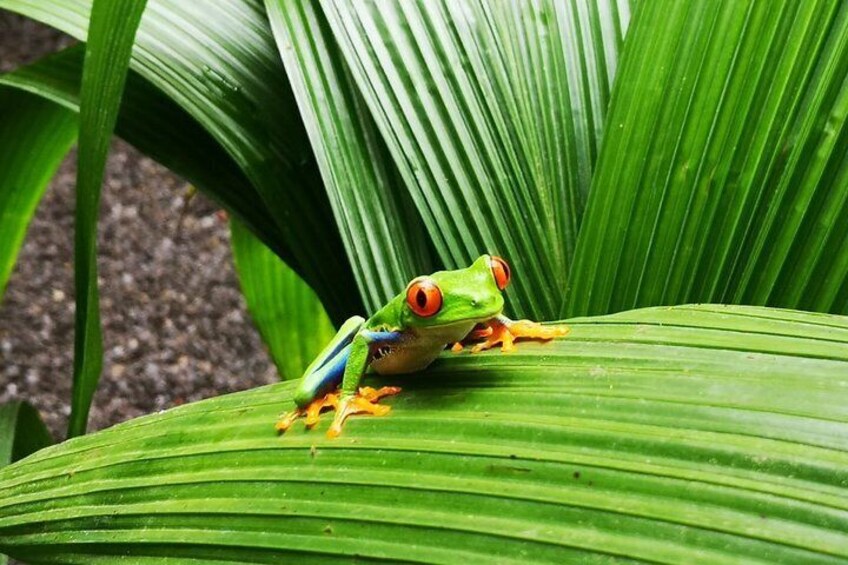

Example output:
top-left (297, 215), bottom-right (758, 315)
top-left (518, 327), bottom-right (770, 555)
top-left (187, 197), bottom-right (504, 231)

top-left (490, 256), bottom-right (510, 290)
top-left (406, 278), bottom-right (443, 317)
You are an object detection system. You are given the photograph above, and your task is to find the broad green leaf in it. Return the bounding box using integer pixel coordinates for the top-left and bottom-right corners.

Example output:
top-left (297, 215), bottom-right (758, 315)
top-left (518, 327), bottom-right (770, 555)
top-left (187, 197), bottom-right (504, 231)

top-left (0, 89), bottom-right (76, 302)
top-left (0, 402), bottom-right (52, 469)
top-left (1, 305), bottom-right (846, 562)
top-left (567, 0), bottom-right (848, 317)
top-left (265, 0), bottom-right (434, 312)
top-left (0, 45), bottom-right (291, 266)
top-left (231, 220), bottom-right (335, 380)
top-left (321, 0), bottom-right (630, 319)
top-left (0, 401), bottom-right (52, 565)
top-left (0, 0), bottom-right (363, 323)
top-left (69, 0), bottom-right (147, 438)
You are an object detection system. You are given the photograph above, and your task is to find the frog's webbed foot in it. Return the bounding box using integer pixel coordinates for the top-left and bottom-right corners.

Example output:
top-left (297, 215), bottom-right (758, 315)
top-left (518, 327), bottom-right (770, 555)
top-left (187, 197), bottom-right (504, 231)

top-left (470, 316), bottom-right (569, 353)
top-left (451, 325), bottom-right (493, 353)
top-left (275, 392), bottom-right (339, 433)
top-left (327, 386), bottom-right (402, 439)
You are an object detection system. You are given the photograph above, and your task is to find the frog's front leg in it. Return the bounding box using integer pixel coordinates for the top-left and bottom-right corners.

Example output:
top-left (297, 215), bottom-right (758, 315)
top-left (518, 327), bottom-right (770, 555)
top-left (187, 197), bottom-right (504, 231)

top-left (276, 316), bottom-right (363, 433)
top-left (276, 325), bottom-right (402, 437)
top-left (327, 331), bottom-right (403, 438)
top-left (468, 315), bottom-right (569, 353)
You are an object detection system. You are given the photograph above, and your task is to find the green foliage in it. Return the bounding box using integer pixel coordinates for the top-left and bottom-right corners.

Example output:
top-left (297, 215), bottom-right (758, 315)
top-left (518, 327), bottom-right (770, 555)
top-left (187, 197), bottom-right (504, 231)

top-left (0, 0), bottom-right (364, 322)
top-left (567, 0), bottom-right (848, 316)
top-left (0, 46), bottom-right (288, 261)
top-left (231, 220), bottom-right (336, 380)
top-left (0, 0), bottom-right (847, 561)
top-left (0, 90), bottom-right (76, 301)
top-left (321, 0), bottom-right (629, 319)
top-left (0, 401), bottom-right (52, 565)
top-left (0, 401), bottom-right (52, 470)
top-left (265, 0), bottom-right (435, 312)
top-left (1, 306), bottom-right (846, 562)
top-left (68, 0), bottom-right (147, 438)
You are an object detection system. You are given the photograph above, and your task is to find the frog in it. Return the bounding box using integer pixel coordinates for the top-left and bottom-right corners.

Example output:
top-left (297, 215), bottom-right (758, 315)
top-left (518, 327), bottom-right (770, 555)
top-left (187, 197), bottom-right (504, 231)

top-left (275, 255), bottom-right (569, 438)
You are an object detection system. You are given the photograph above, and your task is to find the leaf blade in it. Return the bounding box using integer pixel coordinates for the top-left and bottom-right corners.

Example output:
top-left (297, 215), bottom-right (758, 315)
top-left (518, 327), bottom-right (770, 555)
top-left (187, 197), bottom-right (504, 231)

top-left (0, 305), bottom-right (846, 562)
top-left (321, 0), bottom-right (630, 319)
top-left (69, 0), bottom-right (148, 438)
top-left (0, 89), bottom-right (76, 302)
top-left (264, 0), bottom-right (434, 312)
top-left (0, 402), bottom-right (52, 471)
top-left (0, 45), bottom-right (292, 265)
top-left (230, 219), bottom-right (336, 380)
top-left (567, 0), bottom-right (848, 317)
top-left (0, 400), bottom-right (52, 565)
top-left (0, 0), bottom-right (364, 322)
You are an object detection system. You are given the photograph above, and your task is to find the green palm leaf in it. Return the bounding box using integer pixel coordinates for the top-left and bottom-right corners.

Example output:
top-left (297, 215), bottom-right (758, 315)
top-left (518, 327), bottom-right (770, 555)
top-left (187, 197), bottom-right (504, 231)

top-left (0, 0), bottom-right (363, 321)
top-left (265, 0), bottom-right (434, 312)
top-left (0, 89), bottom-right (76, 302)
top-left (0, 402), bottom-right (52, 470)
top-left (0, 401), bottom-right (52, 565)
top-left (231, 219), bottom-right (335, 380)
top-left (320, 0), bottom-right (630, 319)
top-left (69, 0), bottom-right (148, 437)
top-left (1, 305), bottom-right (846, 562)
top-left (567, 0), bottom-right (848, 317)
top-left (0, 45), bottom-right (291, 265)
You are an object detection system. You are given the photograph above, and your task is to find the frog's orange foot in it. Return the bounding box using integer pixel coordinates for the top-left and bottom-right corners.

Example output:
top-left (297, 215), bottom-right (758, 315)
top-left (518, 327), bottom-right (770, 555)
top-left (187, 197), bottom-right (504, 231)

top-left (452, 325), bottom-right (495, 353)
top-left (468, 325), bottom-right (494, 340)
top-left (275, 408), bottom-right (303, 433)
top-left (509, 319), bottom-right (570, 340)
top-left (305, 393), bottom-right (339, 428)
top-left (327, 386), bottom-right (401, 439)
top-left (275, 392), bottom-right (339, 433)
top-left (471, 318), bottom-right (570, 353)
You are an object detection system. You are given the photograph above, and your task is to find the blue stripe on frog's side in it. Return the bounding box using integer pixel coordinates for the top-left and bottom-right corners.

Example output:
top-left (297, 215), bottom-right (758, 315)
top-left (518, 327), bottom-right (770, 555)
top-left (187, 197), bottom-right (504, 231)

top-left (303, 316), bottom-right (364, 376)
top-left (295, 343), bottom-right (352, 407)
top-left (293, 328), bottom-right (405, 408)
top-left (361, 331), bottom-right (405, 344)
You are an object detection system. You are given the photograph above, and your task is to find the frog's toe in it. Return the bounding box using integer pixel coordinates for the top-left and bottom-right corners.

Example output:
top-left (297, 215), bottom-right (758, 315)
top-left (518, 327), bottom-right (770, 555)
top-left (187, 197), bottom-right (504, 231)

top-left (469, 318), bottom-right (569, 353)
top-left (509, 319), bottom-right (570, 340)
top-left (327, 387), bottom-right (401, 439)
top-left (358, 385), bottom-right (402, 402)
top-left (304, 393), bottom-right (340, 428)
top-left (276, 391), bottom-right (341, 433)
top-left (275, 408), bottom-right (304, 433)
top-left (470, 321), bottom-right (515, 353)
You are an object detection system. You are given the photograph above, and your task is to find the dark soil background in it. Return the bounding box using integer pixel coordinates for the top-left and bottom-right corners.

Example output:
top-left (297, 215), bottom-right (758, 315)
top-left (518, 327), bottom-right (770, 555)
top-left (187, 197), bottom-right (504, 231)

top-left (0, 11), bottom-right (278, 442)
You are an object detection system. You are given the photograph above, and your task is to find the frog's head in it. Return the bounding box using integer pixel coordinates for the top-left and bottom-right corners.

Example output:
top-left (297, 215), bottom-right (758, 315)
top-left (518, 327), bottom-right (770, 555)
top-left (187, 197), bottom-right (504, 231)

top-left (400, 255), bottom-right (509, 329)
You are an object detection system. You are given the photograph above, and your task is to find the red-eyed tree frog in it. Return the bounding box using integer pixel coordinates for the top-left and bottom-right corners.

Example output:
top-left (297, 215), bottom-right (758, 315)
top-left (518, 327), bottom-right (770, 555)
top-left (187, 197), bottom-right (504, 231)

top-left (275, 255), bottom-right (569, 438)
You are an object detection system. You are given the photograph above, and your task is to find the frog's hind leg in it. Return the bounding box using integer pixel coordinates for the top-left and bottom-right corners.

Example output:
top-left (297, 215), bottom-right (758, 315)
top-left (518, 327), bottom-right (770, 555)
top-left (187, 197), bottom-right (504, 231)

top-left (470, 315), bottom-right (570, 353)
top-left (300, 316), bottom-right (364, 381)
top-left (275, 344), bottom-right (351, 433)
top-left (452, 325), bottom-right (494, 352)
top-left (327, 385), bottom-right (402, 439)
top-left (325, 330), bottom-right (404, 438)
top-left (276, 316), bottom-right (364, 433)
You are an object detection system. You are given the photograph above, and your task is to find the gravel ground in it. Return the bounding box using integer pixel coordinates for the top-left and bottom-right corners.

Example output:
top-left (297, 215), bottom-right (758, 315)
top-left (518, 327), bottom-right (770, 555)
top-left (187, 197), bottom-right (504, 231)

top-left (0, 11), bottom-right (278, 442)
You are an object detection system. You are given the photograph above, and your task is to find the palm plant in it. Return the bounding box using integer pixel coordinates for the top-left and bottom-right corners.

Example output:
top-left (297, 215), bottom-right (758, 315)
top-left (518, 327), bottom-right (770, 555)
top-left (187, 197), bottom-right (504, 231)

top-left (1, 0), bottom-right (847, 562)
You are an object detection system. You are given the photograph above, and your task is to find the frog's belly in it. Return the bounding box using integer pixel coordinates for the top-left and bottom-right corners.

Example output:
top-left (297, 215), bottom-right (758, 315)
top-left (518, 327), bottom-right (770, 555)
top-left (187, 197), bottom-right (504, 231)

top-left (370, 321), bottom-right (476, 375)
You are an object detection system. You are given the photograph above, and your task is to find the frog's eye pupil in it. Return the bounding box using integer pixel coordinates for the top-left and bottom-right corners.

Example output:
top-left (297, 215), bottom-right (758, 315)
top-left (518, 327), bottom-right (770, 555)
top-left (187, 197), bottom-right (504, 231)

top-left (406, 278), bottom-right (443, 317)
